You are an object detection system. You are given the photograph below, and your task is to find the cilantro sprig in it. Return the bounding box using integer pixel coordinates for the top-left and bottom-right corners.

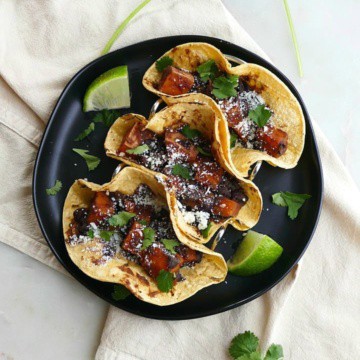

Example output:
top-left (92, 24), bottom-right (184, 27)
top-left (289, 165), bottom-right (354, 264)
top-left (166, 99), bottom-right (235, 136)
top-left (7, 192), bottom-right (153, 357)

top-left (100, 230), bottom-right (114, 242)
top-left (93, 109), bottom-right (121, 127)
top-left (74, 122), bottom-right (95, 141)
top-left (156, 269), bottom-right (174, 293)
top-left (229, 331), bottom-right (283, 360)
top-left (126, 144), bottom-right (149, 155)
top-left (156, 56), bottom-right (173, 72)
top-left (111, 285), bottom-right (131, 301)
top-left (196, 146), bottom-right (211, 157)
top-left (201, 222), bottom-right (212, 238)
top-left (72, 148), bottom-right (101, 171)
top-left (248, 105), bottom-right (271, 127)
top-left (272, 191), bottom-right (311, 220)
top-left (46, 180), bottom-right (62, 196)
top-left (197, 59), bottom-right (218, 82)
top-left (161, 239), bottom-right (180, 254)
top-left (108, 211), bottom-right (136, 227)
top-left (141, 227), bottom-right (156, 250)
top-left (172, 164), bottom-right (191, 180)
top-left (212, 75), bottom-right (238, 99)
top-left (181, 125), bottom-right (202, 139)
top-left (230, 131), bottom-right (238, 149)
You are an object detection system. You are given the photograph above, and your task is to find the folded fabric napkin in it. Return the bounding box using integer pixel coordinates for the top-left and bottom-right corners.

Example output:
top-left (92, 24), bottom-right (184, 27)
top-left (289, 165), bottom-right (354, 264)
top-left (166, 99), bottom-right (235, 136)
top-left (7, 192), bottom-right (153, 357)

top-left (0, 1), bottom-right (359, 359)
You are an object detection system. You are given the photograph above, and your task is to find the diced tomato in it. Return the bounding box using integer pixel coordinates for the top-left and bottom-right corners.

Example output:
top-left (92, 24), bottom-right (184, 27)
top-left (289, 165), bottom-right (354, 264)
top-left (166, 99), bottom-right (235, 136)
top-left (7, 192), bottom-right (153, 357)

top-left (213, 196), bottom-right (242, 218)
top-left (194, 159), bottom-right (224, 190)
top-left (121, 222), bottom-right (143, 255)
top-left (87, 192), bottom-right (115, 224)
top-left (165, 130), bottom-right (198, 163)
top-left (158, 66), bottom-right (194, 95)
top-left (256, 126), bottom-right (288, 158)
top-left (117, 122), bottom-right (153, 154)
top-left (140, 245), bottom-right (180, 278)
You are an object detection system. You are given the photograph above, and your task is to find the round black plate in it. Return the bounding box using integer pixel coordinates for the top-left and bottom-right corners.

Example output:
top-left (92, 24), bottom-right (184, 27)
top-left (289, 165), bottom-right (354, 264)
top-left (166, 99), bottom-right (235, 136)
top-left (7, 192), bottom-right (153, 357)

top-left (33, 36), bottom-right (323, 320)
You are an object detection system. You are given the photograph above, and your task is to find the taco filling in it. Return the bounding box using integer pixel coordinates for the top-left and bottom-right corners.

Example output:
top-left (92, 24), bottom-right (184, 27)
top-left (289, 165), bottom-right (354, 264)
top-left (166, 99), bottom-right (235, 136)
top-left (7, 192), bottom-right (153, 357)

top-left (66, 183), bottom-right (202, 288)
top-left (117, 122), bottom-right (248, 234)
top-left (157, 62), bottom-right (288, 158)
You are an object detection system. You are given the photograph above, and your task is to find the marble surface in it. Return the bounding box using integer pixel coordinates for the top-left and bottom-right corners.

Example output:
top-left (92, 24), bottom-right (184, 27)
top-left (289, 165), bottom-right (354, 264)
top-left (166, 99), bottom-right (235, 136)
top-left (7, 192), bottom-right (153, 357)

top-left (0, 1), bottom-right (358, 359)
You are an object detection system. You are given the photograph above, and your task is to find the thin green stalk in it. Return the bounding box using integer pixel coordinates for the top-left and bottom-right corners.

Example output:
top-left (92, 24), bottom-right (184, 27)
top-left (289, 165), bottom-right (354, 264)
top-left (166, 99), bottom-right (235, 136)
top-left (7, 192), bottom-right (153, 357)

top-left (283, 0), bottom-right (303, 77)
top-left (101, 0), bottom-right (152, 55)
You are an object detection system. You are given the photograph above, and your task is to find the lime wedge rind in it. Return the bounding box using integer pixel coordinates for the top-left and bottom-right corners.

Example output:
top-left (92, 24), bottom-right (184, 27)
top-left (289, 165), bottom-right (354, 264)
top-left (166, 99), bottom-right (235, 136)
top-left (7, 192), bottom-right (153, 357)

top-left (227, 230), bottom-right (283, 276)
top-left (83, 65), bottom-right (130, 112)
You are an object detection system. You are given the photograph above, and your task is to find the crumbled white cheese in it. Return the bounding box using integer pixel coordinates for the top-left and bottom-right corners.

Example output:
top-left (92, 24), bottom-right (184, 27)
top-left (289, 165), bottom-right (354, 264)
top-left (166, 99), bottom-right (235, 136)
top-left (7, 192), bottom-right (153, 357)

top-left (194, 211), bottom-right (210, 230)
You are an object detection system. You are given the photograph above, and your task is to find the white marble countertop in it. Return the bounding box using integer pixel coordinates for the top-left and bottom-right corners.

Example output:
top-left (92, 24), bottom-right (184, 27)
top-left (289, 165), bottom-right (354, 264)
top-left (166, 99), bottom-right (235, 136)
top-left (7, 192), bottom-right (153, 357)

top-left (0, 1), bottom-right (358, 359)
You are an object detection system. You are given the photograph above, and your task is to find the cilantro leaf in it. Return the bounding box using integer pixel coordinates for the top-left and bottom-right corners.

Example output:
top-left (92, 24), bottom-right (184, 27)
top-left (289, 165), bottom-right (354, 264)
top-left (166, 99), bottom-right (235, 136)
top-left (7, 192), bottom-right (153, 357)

top-left (230, 131), bottom-right (237, 149)
top-left (141, 227), bottom-right (156, 250)
top-left (72, 148), bottom-right (100, 171)
top-left (237, 352), bottom-right (262, 360)
top-left (229, 331), bottom-right (259, 359)
top-left (93, 109), bottom-right (121, 127)
top-left (138, 219), bottom-right (148, 226)
top-left (181, 125), bottom-right (202, 139)
top-left (200, 222), bottom-right (212, 238)
top-left (248, 104), bottom-right (271, 127)
top-left (264, 344), bottom-right (284, 360)
top-left (87, 229), bottom-right (94, 238)
top-left (108, 211), bottom-right (136, 227)
top-left (197, 146), bottom-right (211, 157)
top-left (112, 285), bottom-right (131, 301)
top-left (126, 144), bottom-right (149, 155)
top-left (46, 180), bottom-right (62, 196)
top-left (212, 75), bottom-right (238, 99)
top-left (74, 122), bottom-right (95, 141)
top-left (161, 239), bottom-right (179, 254)
top-left (197, 59), bottom-right (218, 81)
top-left (156, 269), bottom-right (174, 292)
top-left (156, 56), bottom-right (173, 72)
top-left (172, 164), bottom-right (191, 180)
top-left (100, 230), bottom-right (114, 242)
top-left (272, 191), bottom-right (311, 220)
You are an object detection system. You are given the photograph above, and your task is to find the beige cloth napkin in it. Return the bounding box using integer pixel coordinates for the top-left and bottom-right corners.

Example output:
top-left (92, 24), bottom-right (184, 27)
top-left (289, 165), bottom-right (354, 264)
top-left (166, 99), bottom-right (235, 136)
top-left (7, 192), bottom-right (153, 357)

top-left (0, 1), bottom-right (359, 359)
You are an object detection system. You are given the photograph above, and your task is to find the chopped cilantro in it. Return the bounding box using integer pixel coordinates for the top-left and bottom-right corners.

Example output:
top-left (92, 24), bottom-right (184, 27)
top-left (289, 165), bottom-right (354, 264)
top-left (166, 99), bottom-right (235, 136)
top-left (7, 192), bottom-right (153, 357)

top-left (197, 59), bottom-right (218, 81)
top-left (108, 211), bottom-right (136, 227)
top-left (172, 164), bottom-right (191, 180)
top-left (87, 229), bottom-right (94, 238)
top-left (155, 56), bottom-right (173, 72)
top-left (201, 222), bottom-right (212, 238)
top-left (138, 219), bottom-right (148, 226)
top-left (99, 230), bottom-right (114, 242)
top-left (212, 75), bottom-right (238, 99)
top-left (272, 191), bottom-right (311, 220)
top-left (46, 180), bottom-right (62, 196)
top-left (197, 146), bottom-right (211, 157)
top-left (156, 269), bottom-right (174, 292)
top-left (111, 285), bottom-right (131, 301)
top-left (141, 227), bottom-right (156, 250)
top-left (264, 344), bottom-right (284, 360)
top-left (248, 104), bottom-right (271, 127)
top-left (72, 148), bottom-right (100, 171)
top-left (74, 122), bottom-right (95, 141)
top-left (230, 131), bottom-right (237, 148)
top-left (161, 239), bottom-right (179, 254)
top-left (229, 331), bottom-right (259, 359)
top-left (181, 125), bottom-right (202, 139)
top-left (93, 109), bottom-right (121, 127)
top-left (126, 144), bottom-right (149, 155)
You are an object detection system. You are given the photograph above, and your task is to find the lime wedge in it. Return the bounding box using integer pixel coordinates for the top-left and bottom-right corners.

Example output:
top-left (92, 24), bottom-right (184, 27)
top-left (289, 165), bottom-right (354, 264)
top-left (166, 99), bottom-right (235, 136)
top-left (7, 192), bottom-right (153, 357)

top-left (83, 65), bottom-right (130, 112)
top-left (227, 230), bottom-right (283, 276)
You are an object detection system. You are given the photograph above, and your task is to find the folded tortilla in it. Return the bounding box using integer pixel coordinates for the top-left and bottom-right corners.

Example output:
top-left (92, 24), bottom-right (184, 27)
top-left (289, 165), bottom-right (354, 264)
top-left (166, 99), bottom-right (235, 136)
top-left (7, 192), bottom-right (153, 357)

top-left (63, 167), bottom-right (227, 306)
top-left (105, 102), bottom-right (262, 243)
top-left (143, 42), bottom-right (305, 177)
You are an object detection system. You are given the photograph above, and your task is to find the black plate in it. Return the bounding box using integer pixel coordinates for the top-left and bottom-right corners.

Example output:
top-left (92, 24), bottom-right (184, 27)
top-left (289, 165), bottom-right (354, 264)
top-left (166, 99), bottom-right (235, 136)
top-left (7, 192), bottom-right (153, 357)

top-left (33, 35), bottom-right (323, 320)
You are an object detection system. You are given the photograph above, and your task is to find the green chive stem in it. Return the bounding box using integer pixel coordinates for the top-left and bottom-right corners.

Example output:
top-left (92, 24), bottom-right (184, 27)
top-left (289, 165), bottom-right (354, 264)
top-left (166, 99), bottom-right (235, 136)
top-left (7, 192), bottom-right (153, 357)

top-left (101, 0), bottom-right (152, 55)
top-left (283, 0), bottom-right (303, 77)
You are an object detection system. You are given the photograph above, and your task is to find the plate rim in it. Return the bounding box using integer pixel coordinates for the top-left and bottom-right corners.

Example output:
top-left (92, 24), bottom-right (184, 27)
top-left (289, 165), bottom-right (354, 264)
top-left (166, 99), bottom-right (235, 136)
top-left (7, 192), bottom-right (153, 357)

top-left (32, 35), bottom-right (323, 320)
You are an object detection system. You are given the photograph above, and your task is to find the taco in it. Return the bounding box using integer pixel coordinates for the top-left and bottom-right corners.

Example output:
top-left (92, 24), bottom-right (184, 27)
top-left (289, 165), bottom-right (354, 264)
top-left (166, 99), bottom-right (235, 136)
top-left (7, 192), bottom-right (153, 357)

top-left (63, 167), bottom-right (227, 306)
top-left (142, 42), bottom-right (305, 177)
top-left (104, 102), bottom-right (262, 244)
